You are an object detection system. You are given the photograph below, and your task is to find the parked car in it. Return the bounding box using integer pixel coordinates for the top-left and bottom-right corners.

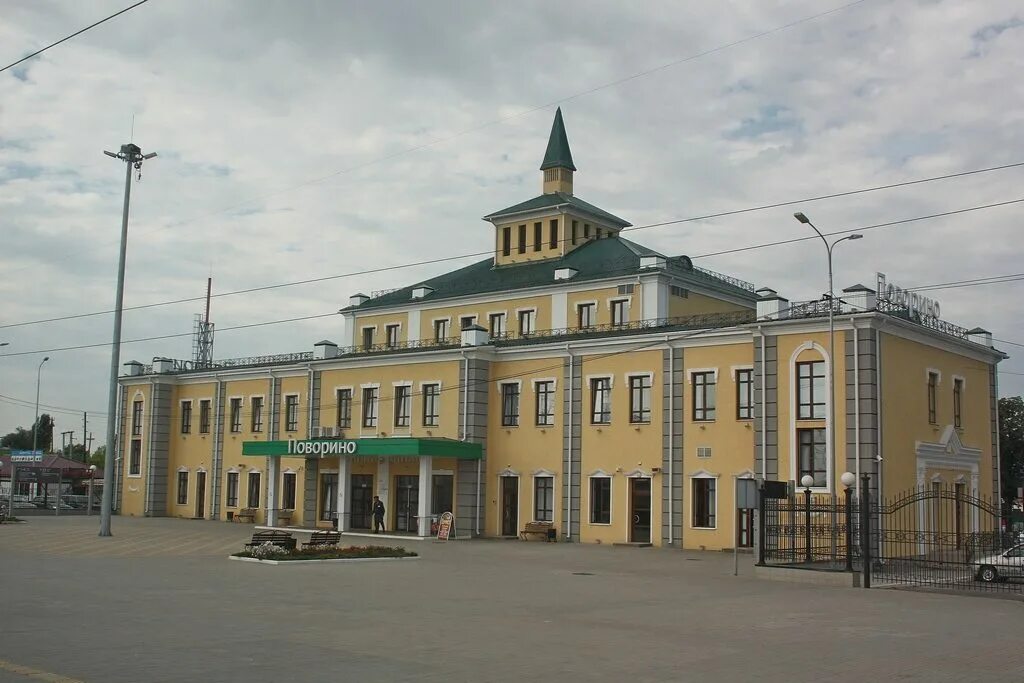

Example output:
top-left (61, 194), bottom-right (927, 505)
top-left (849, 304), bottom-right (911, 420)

top-left (974, 543), bottom-right (1024, 582)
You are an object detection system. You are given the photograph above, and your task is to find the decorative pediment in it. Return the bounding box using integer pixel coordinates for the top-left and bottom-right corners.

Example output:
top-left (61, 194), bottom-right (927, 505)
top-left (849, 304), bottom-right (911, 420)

top-left (689, 468), bottom-right (719, 479)
top-left (735, 469), bottom-right (756, 479)
top-left (531, 468), bottom-right (557, 478)
top-left (498, 467), bottom-right (520, 478)
top-left (916, 425), bottom-right (982, 463)
top-left (588, 468), bottom-right (613, 478)
top-left (623, 468), bottom-right (651, 478)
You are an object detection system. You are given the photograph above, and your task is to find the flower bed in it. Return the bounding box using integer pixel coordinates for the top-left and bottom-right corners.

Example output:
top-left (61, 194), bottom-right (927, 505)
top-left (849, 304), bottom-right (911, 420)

top-left (232, 542), bottom-right (417, 562)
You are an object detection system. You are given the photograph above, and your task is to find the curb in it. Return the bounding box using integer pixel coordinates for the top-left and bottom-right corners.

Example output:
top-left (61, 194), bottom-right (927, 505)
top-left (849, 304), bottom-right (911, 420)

top-left (228, 555), bottom-right (420, 566)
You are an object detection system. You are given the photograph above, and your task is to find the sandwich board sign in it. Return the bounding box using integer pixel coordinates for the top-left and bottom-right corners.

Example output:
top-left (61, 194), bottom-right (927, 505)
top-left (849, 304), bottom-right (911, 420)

top-left (435, 511), bottom-right (454, 542)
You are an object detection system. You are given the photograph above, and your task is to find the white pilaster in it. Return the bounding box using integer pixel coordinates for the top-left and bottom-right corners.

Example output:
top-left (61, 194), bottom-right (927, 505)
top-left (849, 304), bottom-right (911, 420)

top-left (408, 309), bottom-right (421, 342)
top-left (336, 457), bottom-right (351, 532)
top-left (642, 277), bottom-right (666, 320)
top-left (551, 291), bottom-right (568, 330)
top-left (377, 458), bottom-right (390, 520)
top-left (267, 457), bottom-right (280, 526)
top-left (417, 456), bottom-right (433, 537)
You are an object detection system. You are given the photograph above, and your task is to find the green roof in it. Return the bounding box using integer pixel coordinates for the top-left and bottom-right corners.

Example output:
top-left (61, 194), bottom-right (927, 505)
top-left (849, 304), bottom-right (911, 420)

top-left (540, 107), bottom-right (576, 171)
top-left (341, 236), bottom-right (757, 313)
top-left (484, 192), bottom-right (631, 228)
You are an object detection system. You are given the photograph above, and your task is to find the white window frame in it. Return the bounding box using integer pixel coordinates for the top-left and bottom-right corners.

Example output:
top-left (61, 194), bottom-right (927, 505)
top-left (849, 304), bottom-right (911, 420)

top-left (360, 325), bottom-right (378, 347)
top-left (586, 374), bottom-right (614, 425)
top-left (176, 467), bottom-right (189, 506)
top-left (249, 394), bottom-right (266, 433)
top-left (575, 300), bottom-right (598, 328)
top-left (516, 308), bottom-right (537, 335)
top-left (283, 393), bottom-right (301, 433)
top-left (392, 381), bottom-right (413, 430)
top-left (419, 380), bottom-right (443, 428)
top-left (246, 470), bottom-right (262, 509)
top-left (690, 470), bottom-right (719, 529)
top-left (432, 316), bottom-right (452, 341)
top-left (609, 297), bottom-right (631, 325)
top-left (459, 314), bottom-right (478, 331)
top-left (788, 342), bottom-right (833, 492)
top-left (626, 371), bottom-right (653, 424)
top-left (228, 395), bottom-right (244, 434)
top-left (532, 377), bottom-right (558, 426)
top-left (587, 471), bottom-right (613, 525)
top-left (532, 471), bottom-right (556, 523)
top-left (359, 382), bottom-right (381, 434)
top-left (498, 380), bottom-right (523, 427)
top-left (333, 386), bottom-right (354, 430)
top-left (487, 311), bottom-right (508, 337)
top-left (385, 322), bottom-right (402, 347)
top-left (180, 399), bottom-right (194, 434)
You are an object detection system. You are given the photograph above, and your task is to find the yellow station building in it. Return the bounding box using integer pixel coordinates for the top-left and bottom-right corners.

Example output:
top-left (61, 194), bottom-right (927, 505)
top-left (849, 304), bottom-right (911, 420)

top-left (115, 110), bottom-right (1006, 550)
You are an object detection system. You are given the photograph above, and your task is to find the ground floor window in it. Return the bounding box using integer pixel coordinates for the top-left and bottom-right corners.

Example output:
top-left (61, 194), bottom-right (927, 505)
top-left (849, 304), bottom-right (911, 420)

top-left (247, 472), bottom-right (261, 509)
top-left (534, 476), bottom-right (554, 522)
top-left (282, 472), bottom-right (296, 510)
top-left (176, 471), bottom-right (188, 505)
top-left (226, 472), bottom-right (239, 508)
top-left (320, 474), bottom-right (338, 521)
top-left (692, 477), bottom-right (716, 528)
top-left (589, 477), bottom-right (611, 524)
top-left (797, 428), bottom-right (827, 488)
top-left (129, 439), bottom-right (141, 475)
top-left (431, 474), bottom-right (454, 515)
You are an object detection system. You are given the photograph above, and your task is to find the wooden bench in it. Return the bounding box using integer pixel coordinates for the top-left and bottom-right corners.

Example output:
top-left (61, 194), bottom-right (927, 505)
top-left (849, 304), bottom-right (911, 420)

top-left (302, 530), bottom-right (341, 550)
top-left (520, 521), bottom-right (555, 542)
top-left (234, 508), bottom-right (256, 524)
top-left (244, 530), bottom-right (296, 551)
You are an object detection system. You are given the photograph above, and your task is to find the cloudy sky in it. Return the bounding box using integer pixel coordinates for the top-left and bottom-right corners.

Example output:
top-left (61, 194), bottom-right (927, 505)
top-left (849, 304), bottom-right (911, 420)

top-left (2, 0), bottom-right (1022, 448)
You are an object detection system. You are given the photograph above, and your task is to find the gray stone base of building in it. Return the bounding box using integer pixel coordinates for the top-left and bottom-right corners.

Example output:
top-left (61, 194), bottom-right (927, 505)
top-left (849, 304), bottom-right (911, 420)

top-left (754, 565), bottom-right (861, 588)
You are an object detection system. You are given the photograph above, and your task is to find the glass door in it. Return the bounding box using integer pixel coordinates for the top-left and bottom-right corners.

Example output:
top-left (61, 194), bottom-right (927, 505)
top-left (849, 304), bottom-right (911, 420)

top-left (394, 475), bottom-right (419, 533)
top-left (320, 474), bottom-right (338, 523)
top-left (350, 475), bottom-right (373, 529)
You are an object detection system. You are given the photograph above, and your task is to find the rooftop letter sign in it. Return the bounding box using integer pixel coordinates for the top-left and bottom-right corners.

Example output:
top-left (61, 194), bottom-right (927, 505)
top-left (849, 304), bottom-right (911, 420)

top-left (876, 272), bottom-right (940, 322)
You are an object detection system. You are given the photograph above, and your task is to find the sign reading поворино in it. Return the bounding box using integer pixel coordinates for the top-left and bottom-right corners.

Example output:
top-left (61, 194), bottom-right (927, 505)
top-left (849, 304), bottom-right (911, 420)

top-left (287, 439), bottom-right (359, 456)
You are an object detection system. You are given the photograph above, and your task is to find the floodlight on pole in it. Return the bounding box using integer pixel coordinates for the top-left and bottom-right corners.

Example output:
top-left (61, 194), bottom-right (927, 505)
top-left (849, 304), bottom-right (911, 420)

top-left (32, 356), bottom-right (50, 453)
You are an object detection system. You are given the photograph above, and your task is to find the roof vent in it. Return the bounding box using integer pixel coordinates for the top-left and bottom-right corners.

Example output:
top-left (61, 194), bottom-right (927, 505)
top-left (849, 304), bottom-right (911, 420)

top-left (411, 285), bottom-right (434, 300)
top-left (639, 255), bottom-right (666, 270)
top-left (313, 340), bottom-right (339, 360)
top-left (349, 293), bottom-right (370, 307)
top-left (842, 284), bottom-right (876, 313)
top-left (756, 291), bottom-right (789, 321)
top-left (461, 324), bottom-right (490, 347)
top-left (123, 360), bottom-right (144, 377)
top-left (967, 327), bottom-right (993, 347)
top-left (554, 267), bottom-right (578, 281)
top-left (152, 357), bottom-right (174, 374)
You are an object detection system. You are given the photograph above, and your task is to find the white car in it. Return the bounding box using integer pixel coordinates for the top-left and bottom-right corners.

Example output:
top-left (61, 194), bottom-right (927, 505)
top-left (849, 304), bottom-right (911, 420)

top-left (974, 543), bottom-right (1024, 582)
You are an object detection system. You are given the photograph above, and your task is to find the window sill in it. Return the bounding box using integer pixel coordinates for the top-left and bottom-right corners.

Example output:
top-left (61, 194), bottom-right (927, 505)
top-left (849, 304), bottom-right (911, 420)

top-left (588, 521), bottom-right (612, 526)
top-left (629, 420), bottom-right (652, 426)
top-left (590, 422), bottom-right (612, 426)
top-left (501, 424), bottom-right (520, 429)
top-left (691, 525), bottom-right (717, 530)
top-left (127, 473), bottom-right (142, 479)
top-left (534, 423), bottom-right (555, 428)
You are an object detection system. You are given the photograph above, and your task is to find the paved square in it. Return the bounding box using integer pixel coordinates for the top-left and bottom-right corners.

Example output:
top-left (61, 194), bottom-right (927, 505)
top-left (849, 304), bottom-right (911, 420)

top-left (2, 517), bottom-right (1023, 682)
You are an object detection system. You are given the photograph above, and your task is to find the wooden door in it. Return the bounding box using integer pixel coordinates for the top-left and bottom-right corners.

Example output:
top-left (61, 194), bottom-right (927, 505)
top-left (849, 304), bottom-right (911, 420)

top-left (501, 476), bottom-right (519, 536)
top-left (195, 471), bottom-right (206, 519)
top-left (629, 478), bottom-right (651, 543)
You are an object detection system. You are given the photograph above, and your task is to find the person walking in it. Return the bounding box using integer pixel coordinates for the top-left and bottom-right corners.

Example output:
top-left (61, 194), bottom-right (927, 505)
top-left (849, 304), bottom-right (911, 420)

top-left (372, 495), bottom-right (386, 533)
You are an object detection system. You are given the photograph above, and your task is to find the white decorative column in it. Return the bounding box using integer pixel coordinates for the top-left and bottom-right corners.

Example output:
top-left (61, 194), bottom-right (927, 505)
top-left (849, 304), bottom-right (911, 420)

top-left (267, 457), bottom-right (280, 526)
top-left (377, 458), bottom-right (390, 524)
top-left (336, 456), bottom-right (351, 532)
top-left (417, 456), bottom-right (433, 537)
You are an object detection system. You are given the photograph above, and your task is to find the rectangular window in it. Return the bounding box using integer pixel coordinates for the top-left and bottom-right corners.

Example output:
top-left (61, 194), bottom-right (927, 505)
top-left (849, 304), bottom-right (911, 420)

top-left (928, 371), bottom-right (938, 424)
top-left (177, 471), bottom-right (188, 505)
top-left (230, 397), bottom-right (242, 433)
top-left (460, 315), bottom-right (477, 331)
top-left (797, 361), bottom-right (826, 420)
top-left (180, 401), bottom-right (192, 434)
top-left (362, 387), bottom-right (379, 428)
top-left (583, 223), bottom-right (591, 239)
top-left (489, 313), bottom-right (506, 337)
top-left (285, 395), bottom-right (299, 432)
top-left (590, 377), bottom-right (612, 424)
top-left (549, 219), bottom-right (558, 249)
top-left (251, 396), bottom-right (264, 432)
top-left (199, 400), bottom-right (211, 434)
top-left (670, 285), bottom-right (689, 298)
top-left (798, 428), bottom-right (827, 488)
top-left (131, 400), bottom-right (143, 436)
top-left (533, 222), bottom-right (542, 252)
top-left (692, 371), bottom-right (717, 421)
top-left (577, 303), bottom-right (596, 329)
top-left (226, 472), bottom-right (239, 508)
top-left (629, 375), bottom-right (651, 424)
top-left (517, 224), bottom-right (527, 254)
top-left (386, 324), bottom-right (400, 348)
top-left (611, 299), bottom-right (628, 326)
top-left (590, 477), bottom-right (611, 524)
top-left (247, 472), bottom-right (261, 508)
top-left (336, 389), bottom-right (352, 429)
top-left (736, 369), bottom-right (754, 420)
top-left (501, 226), bottom-right (511, 257)
top-left (571, 220), bottom-right (578, 245)
top-left (953, 378), bottom-right (963, 429)
top-left (394, 385), bottom-right (411, 427)
top-left (129, 440), bottom-right (141, 476)
top-left (535, 380), bottom-right (555, 426)
top-left (518, 309), bottom-right (535, 335)
top-left (422, 383), bottom-right (440, 427)
top-left (362, 327), bottom-right (375, 349)
top-left (534, 477), bottom-right (554, 522)
top-left (692, 478), bottom-right (717, 528)
top-left (433, 318), bottom-right (450, 342)
top-left (282, 472), bottom-right (296, 510)
top-left (501, 383), bottom-right (520, 427)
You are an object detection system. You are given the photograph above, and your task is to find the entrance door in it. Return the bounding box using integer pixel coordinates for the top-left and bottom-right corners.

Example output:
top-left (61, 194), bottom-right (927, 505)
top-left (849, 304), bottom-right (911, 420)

top-left (501, 476), bottom-right (519, 536)
top-left (736, 508), bottom-right (754, 548)
top-left (629, 478), bottom-right (651, 543)
top-left (350, 475), bottom-right (373, 529)
top-left (194, 471), bottom-right (206, 519)
top-left (394, 475), bottom-right (419, 533)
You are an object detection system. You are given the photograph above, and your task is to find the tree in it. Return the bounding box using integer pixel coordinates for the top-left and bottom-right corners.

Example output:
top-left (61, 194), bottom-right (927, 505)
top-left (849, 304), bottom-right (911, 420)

top-left (0, 414), bottom-right (55, 451)
top-left (89, 445), bottom-right (106, 469)
top-left (999, 396), bottom-right (1024, 515)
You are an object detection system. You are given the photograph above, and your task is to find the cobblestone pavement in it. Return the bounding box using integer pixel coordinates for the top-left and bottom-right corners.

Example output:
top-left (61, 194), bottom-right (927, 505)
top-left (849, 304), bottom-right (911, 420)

top-left (2, 516), bottom-right (1023, 683)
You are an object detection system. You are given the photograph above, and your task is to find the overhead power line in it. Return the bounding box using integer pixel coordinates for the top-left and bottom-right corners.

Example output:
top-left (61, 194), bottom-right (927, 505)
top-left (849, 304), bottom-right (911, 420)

top-left (1, 0), bottom-right (150, 74)
top-left (3, 162), bottom-right (1022, 331)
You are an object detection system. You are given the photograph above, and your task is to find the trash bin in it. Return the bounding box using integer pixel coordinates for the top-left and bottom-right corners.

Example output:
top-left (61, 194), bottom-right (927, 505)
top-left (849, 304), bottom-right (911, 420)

top-left (546, 528), bottom-right (557, 543)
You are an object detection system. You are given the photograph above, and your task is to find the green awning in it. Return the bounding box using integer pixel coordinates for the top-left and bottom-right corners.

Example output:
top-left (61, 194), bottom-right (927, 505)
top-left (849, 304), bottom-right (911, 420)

top-left (241, 437), bottom-right (482, 460)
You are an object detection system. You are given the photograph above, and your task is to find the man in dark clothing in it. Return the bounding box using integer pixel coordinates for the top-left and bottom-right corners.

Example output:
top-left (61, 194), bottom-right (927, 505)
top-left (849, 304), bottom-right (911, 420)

top-left (372, 496), bottom-right (386, 533)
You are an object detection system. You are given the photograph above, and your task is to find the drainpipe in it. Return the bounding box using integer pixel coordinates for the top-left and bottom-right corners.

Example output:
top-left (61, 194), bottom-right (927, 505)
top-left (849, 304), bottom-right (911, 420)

top-left (874, 320), bottom-right (884, 558)
top-left (666, 335), bottom-right (674, 546)
top-left (306, 364), bottom-right (315, 436)
top-left (851, 320), bottom-right (860, 490)
top-left (757, 326), bottom-right (767, 481)
top-left (146, 377), bottom-right (155, 516)
top-left (565, 343), bottom-right (575, 542)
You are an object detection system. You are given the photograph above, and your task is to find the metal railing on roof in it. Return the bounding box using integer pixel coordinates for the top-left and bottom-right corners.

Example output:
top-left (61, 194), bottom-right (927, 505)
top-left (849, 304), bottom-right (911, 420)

top-left (787, 298), bottom-right (970, 340)
top-left (492, 310), bottom-right (756, 345)
top-left (691, 265), bottom-right (756, 292)
top-left (370, 287), bottom-right (402, 299)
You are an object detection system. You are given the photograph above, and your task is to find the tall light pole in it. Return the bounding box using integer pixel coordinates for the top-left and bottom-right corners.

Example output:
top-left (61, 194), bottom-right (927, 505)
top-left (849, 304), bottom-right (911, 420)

top-left (794, 212), bottom-right (862, 563)
top-left (99, 144), bottom-right (156, 537)
top-left (32, 356), bottom-right (50, 453)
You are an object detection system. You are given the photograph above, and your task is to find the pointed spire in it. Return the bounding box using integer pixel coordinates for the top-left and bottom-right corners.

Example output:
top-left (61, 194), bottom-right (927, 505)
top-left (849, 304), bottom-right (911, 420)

top-left (540, 107), bottom-right (576, 171)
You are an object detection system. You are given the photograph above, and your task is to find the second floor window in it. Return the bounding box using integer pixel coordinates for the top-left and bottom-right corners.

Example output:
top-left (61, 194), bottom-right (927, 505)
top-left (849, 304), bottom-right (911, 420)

top-left (180, 401), bottom-right (192, 434)
top-left (736, 369), bottom-right (753, 420)
top-left (336, 389), bottom-right (352, 429)
top-left (577, 303), bottom-right (596, 329)
top-left (501, 226), bottom-right (511, 256)
top-left (129, 439), bottom-right (141, 475)
top-left (798, 428), bottom-right (827, 488)
top-left (533, 222), bottom-right (542, 252)
top-left (953, 378), bottom-right (963, 429)
top-left (571, 220), bottom-right (578, 245)
top-left (501, 383), bottom-right (520, 427)
top-left (386, 324), bottom-right (400, 348)
top-left (549, 220), bottom-right (558, 249)
top-left (517, 224), bottom-right (527, 254)
top-left (199, 400), bottom-right (211, 434)
top-left (434, 318), bottom-right (450, 342)
top-left (394, 385), bottom-right (411, 427)
top-left (797, 361), bottom-right (826, 420)
top-left (692, 371), bottom-right (716, 421)
top-left (518, 309), bottom-right (535, 335)
top-left (460, 315), bottom-right (477, 331)
top-left (928, 371), bottom-right (938, 424)
top-left (285, 395), bottom-right (299, 432)
top-left (251, 396), bottom-right (264, 432)
top-left (230, 398), bottom-right (242, 433)
top-left (629, 375), bottom-right (651, 423)
top-left (131, 400), bottom-right (143, 436)
top-left (611, 299), bottom-right (628, 326)
top-left (362, 327), bottom-right (375, 349)
top-left (489, 313), bottom-right (506, 337)
top-left (422, 383), bottom-right (440, 427)
top-left (590, 377), bottom-right (612, 424)
top-left (362, 387), bottom-right (379, 428)
top-left (535, 380), bottom-right (555, 426)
